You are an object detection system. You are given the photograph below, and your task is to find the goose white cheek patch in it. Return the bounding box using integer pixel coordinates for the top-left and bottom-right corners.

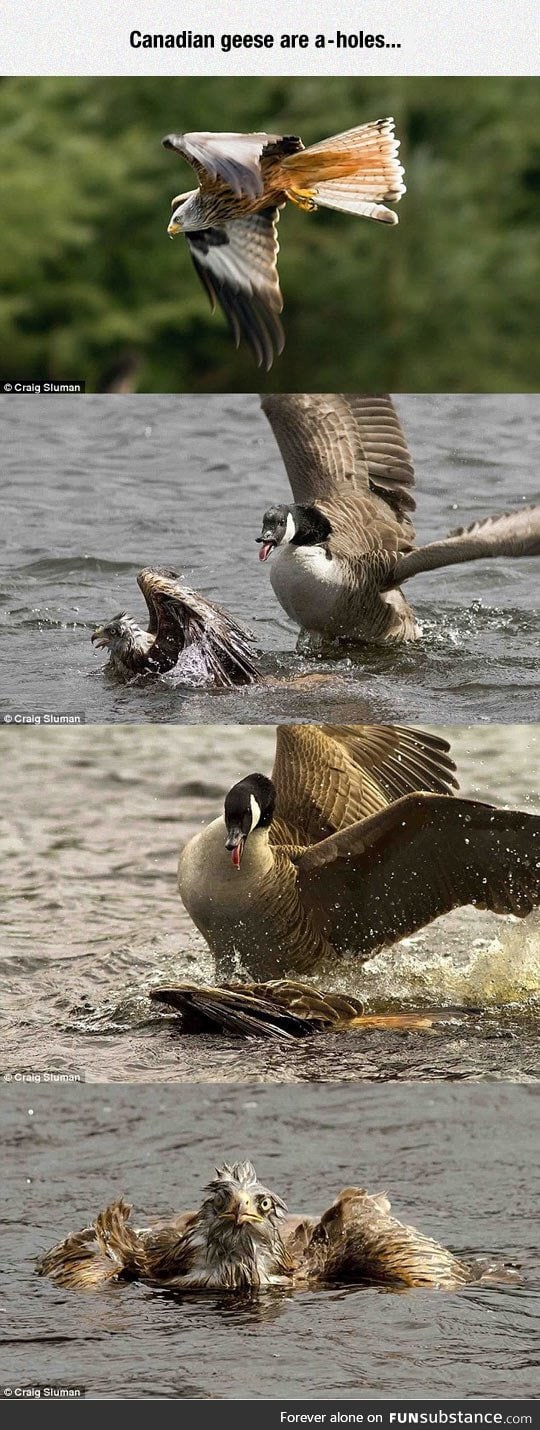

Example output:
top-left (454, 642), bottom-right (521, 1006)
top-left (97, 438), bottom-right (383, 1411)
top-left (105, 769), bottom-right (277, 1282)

top-left (250, 795), bottom-right (262, 831)
top-left (283, 512), bottom-right (297, 545)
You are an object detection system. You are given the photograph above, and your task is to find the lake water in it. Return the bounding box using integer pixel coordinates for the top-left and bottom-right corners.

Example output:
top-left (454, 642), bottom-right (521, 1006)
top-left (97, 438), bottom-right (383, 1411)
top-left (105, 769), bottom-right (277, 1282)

top-left (1, 393), bottom-right (539, 724)
top-left (1, 1083), bottom-right (538, 1400)
top-left (1, 722), bottom-right (539, 1082)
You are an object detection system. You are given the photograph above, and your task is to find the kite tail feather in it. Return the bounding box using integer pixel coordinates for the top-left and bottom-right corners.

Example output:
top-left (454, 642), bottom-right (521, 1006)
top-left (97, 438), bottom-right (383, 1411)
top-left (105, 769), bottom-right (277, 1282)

top-left (279, 117), bottom-right (405, 223)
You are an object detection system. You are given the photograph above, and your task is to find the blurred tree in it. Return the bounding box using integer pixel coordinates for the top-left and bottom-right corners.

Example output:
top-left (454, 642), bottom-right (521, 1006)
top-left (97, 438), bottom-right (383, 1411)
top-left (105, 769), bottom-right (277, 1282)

top-left (0, 76), bottom-right (538, 391)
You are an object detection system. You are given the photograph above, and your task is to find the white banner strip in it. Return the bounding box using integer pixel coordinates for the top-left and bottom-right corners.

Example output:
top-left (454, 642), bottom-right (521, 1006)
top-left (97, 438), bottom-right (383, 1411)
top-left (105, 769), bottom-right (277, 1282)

top-left (1, 0), bottom-right (539, 76)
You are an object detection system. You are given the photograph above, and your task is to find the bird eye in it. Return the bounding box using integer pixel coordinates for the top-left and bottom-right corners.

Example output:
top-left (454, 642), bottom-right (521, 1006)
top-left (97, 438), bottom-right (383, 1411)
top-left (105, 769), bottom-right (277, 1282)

top-left (258, 1196), bottom-right (273, 1214)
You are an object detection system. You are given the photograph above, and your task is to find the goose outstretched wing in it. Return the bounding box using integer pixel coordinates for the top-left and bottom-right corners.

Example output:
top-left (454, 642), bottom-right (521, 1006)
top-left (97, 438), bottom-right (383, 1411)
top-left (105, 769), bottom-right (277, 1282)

top-left (261, 393), bottom-right (415, 522)
top-left (295, 793), bottom-right (540, 958)
top-left (393, 505), bottom-right (540, 584)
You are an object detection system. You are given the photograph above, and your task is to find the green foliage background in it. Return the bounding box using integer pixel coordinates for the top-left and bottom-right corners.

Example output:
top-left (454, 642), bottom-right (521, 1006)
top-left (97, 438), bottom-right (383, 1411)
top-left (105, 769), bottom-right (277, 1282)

top-left (0, 76), bottom-right (538, 391)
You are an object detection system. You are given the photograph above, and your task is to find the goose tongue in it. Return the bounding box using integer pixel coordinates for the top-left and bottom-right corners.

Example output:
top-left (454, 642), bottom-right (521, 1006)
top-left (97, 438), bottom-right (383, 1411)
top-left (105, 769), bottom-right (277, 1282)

top-left (231, 838), bottom-right (245, 869)
top-left (258, 542), bottom-right (275, 562)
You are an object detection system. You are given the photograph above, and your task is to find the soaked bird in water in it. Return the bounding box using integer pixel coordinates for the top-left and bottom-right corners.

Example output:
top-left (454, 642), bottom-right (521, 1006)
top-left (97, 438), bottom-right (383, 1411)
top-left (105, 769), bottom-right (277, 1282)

top-left (150, 978), bottom-right (458, 1040)
top-left (163, 121), bottom-right (405, 368)
top-left (91, 567), bottom-right (260, 687)
top-left (37, 1159), bottom-right (471, 1292)
top-left (171, 723), bottom-right (540, 983)
top-left (256, 394), bottom-right (540, 645)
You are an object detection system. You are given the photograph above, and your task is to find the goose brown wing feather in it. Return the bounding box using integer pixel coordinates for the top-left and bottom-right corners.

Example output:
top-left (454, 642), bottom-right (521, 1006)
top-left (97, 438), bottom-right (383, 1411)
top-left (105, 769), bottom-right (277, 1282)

top-left (345, 395), bottom-right (416, 520)
top-left (295, 793), bottom-right (540, 958)
top-left (271, 725), bottom-right (458, 846)
top-left (261, 393), bottom-right (415, 528)
top-left (137, 568), bottom-right (261, 685)
top-left (331, 726), bottom-right (459, 799)
top-left (392, 505), bottom-right (540, 584)
top-left (262, 393), bottom-right (369, 498)
top-left (316, 489), bottom-right (415, 562)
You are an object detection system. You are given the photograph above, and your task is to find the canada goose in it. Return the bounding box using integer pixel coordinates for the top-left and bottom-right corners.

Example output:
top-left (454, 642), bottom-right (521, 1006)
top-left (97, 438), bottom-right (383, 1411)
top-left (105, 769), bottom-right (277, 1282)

top-left (164, 121), bottom-right (404, 368)
top-left (37, 1160), bottom-right (470, 1292)
top-left (175, 724), bottom-right (540, 981)
top-left (256, 394), bottom-right (540, 643)
top-left (91, 566), bottom-right (260, 686)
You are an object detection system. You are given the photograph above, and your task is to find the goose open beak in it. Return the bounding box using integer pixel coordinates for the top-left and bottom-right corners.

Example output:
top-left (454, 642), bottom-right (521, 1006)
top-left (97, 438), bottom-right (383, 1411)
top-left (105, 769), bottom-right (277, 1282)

top-left (225, 830), bottom-right (246, 869)
top-left (231, 838), bottom-right (245, 869)
top-left (256, 538), bottom-right (276, 562)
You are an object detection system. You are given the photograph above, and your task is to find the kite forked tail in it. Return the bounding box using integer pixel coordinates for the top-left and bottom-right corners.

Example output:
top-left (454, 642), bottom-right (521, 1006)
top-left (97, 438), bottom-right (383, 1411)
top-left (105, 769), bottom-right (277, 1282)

top-left (278, 118), bottom-right (405, 223)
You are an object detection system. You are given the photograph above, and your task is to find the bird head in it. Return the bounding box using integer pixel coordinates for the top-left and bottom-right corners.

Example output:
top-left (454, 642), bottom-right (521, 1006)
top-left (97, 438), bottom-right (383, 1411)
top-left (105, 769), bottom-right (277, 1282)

top-left (199, 1162), bottom-right (288, 1265)
top-left (256, 504), bottom-right (332, 560)
top-left (90, 613), bottom-right (150, 661)
top-left (167, 189), bottom-right (199, 236)
top-left (256, 505), bottom-right (297, 561)
top-left (91, 613), bottom-right (137, 653)
top-left (224, 774), bottom-right (276, 868)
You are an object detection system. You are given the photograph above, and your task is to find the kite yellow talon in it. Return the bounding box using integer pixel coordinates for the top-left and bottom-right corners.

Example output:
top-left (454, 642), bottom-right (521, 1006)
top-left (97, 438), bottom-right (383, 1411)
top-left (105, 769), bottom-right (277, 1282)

top-left (284, 188), bottom-right (318, 212)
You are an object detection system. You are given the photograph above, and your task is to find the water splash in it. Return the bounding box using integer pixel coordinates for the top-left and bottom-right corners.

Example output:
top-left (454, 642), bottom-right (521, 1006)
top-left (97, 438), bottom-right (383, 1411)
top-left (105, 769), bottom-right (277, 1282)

top-left (357, 913), bottom-right (540, 1006)
top-left (169, 645), bottom-right (215, 688)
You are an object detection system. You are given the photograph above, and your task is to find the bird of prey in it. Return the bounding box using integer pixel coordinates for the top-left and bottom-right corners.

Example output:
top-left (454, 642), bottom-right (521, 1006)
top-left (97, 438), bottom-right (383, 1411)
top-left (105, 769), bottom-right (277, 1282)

top-left (170, 723), bottom-right (540, 983)
top-left (256, 394), bottom-right (540, 644)
top-left (163, 120), bottom-right (405, 368)
top-left (150, 979), bottom-right (457, 1040)
top-left (91, 567), bottom-right (261, 686)
top-left (37, 1159), bottom-right (471, 1292)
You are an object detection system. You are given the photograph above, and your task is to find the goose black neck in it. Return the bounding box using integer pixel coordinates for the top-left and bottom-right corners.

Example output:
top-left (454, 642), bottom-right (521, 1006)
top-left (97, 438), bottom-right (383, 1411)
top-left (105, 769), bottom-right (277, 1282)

top-left (291, 504), bottom-right (332, 547)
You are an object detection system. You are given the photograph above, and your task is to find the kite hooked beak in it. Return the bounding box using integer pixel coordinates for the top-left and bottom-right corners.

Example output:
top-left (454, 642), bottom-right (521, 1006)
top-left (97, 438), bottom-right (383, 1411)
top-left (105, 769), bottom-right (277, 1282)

top-left (256, 534), bottom-right (276, 563)
top-left (221, 1192), bottom-right (263, 1226)
top-left (91, 626), bottom-right (109, 650)
top-left (167, 219), bottom-right (181, 238)
top-left (225, 829), bottom-right (246, 869)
